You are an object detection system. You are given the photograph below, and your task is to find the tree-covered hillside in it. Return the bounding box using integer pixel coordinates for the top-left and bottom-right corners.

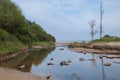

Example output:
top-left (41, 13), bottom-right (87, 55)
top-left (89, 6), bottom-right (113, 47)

top-left (0, 0), bottom-right (55, 54)
top-left (0, 0), bottom-right (55, 43)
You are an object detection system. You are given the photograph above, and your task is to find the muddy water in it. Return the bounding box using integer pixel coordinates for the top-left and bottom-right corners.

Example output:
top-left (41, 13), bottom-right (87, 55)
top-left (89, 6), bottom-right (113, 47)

top-left (0, 46), bottom-right (120, 80)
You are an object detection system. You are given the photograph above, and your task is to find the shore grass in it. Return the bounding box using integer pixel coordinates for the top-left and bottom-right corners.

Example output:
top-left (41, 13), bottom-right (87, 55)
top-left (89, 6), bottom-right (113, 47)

top-left (0, 41), bottom-right (55, 56)
top-left (69, 42), bottom-right (90, 48)
top-left (32, 41), bottom-right (55, 46)
top-left (90, 36), bottom-right (120, 43)
top-left (0, 41), bottom-right (27, 56)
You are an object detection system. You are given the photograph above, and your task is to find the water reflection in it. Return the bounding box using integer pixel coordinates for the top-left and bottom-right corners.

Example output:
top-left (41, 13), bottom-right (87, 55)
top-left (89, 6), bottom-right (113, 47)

top-left (71, 73), bottom-right (80, 80)
top-left (0, 47), bottom-right (55, 72)
top-left (0, 46), bottom-right (120, 80)
top-left (100, 55), bottom-right (105, 80)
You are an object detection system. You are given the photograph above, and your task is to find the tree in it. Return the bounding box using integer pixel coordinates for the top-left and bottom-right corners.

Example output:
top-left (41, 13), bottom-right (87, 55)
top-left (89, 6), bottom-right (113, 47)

top-left (89, 20), bottom-right (97, 41)
top-left (100, 1), bottom-right (104, 39)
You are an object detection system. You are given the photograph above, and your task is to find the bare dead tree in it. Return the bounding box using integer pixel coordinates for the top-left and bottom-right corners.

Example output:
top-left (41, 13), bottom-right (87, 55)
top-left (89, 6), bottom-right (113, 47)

top-left (100, 1), bottom-right (104, 39)
top-left (89, 20), bottom-right (97, 41)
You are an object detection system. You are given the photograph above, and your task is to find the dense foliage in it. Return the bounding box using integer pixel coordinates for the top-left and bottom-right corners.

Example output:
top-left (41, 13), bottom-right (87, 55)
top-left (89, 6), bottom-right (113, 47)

top-left (0, 0), bottom-right (55, 44)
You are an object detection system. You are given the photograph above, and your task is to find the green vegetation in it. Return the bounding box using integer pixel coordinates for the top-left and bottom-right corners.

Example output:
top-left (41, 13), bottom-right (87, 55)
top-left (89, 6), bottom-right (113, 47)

top-left (0, 0), bottom-right (55, 55)
top-left (32, 41), bottom-right (55, 48)
top-left (69, 42), bottom-right (89, 48)
top-left (0, 41), bottom-right (27, 56)
top-left (30, 22), bottom-right (55, 42)
top-left (33, 42), bottom-right (54, 45)
top-left (0, 29), bottom-right (27, 55)
top-left (69, 35), bottom-right (120, 48)
top-left (90, 35), bottom-right (120, 43)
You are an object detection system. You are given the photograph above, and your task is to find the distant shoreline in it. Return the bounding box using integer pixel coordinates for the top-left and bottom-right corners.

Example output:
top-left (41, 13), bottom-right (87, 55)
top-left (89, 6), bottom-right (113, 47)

top-left (70, 47), bottom-right (120, 54)
top-left (69, 42), bottom-right (120, 54)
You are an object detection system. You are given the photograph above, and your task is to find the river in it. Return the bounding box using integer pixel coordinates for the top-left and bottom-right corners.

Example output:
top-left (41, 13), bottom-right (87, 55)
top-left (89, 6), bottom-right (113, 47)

top-left (0, 45), bottom-right (120, 80)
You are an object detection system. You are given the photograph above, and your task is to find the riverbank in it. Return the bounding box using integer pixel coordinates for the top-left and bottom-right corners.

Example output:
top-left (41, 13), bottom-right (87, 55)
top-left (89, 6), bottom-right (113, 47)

top-left (0, 67), bottom-right (47, 80)
top-left (0, 41), bottom-right (27, 56)
top-left (71, 47), bottom-right (120, 54)
top-left (0, 42), bottom-right (55, 61)
top-left (32, 42), bottom-right (55, 49)
top-left (0, 48), bottom-right (29, 61)
top-left (0, 45), bottom-right (55, 80)
top-left (69, 42), bottom-right (120, 54)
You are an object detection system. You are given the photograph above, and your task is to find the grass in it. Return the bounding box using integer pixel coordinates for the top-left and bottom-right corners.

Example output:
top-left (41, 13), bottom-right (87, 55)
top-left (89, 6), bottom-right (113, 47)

top-left (0, 29), bottom-right (27, 56)
top-left (69, 36), bottom-right (120, 48)
top-left (0, 41), bottom-right (55, 56)
top-left (0, 41), bottom-right (27, 56)
top-left (69, 42), bottom-right (90, 48)
top-left (91, 37), bottom-right (120, 43)
top-left (32, 41), bottom-right (55, 46)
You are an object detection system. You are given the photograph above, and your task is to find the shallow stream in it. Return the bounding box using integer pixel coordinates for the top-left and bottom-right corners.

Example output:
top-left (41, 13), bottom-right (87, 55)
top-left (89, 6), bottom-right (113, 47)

top-left (0, 45), bottom-right (120, 80)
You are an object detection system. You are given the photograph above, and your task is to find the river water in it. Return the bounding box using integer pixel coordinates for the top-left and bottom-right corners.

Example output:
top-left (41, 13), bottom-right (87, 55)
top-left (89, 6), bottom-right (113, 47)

top-left (0, 45), bottom-right (120, 80)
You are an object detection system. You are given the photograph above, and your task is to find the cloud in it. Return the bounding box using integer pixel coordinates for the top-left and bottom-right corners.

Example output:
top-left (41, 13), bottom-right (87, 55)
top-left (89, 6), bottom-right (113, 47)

top-left (11, 0), bottom-right (120, 41)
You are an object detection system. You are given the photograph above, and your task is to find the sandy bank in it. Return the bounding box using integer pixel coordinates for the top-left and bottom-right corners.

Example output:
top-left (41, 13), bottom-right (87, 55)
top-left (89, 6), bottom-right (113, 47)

top-left (0, 67), bottom-right (47, 80)
top-left (70, 42), bottom-right (120, 54)
top-left (71, 47), bottom-right (120, 54)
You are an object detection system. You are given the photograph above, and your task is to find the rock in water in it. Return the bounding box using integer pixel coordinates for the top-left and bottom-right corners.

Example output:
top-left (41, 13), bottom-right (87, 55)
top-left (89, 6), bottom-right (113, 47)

top-left (60, 61), bottom-right (69, 66)
top-left (59, 48), bottom-right (64, 50)
top-left (79, 58), bottom-right (85, 61)
top-left (18, 65), bottom-right (25, 69)
top-left (50, 58), bottom-right (54, 60)
top-left (47, 62), bottom-right (54, 65)
top-left (104, 63), bottom-right (111, 66)
top-left (46, 74), bottom-right (51, 79)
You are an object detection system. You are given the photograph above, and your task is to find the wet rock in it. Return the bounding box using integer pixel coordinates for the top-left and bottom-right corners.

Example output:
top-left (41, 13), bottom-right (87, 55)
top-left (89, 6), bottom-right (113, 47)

top-left (47, 62), bottom-right (54, 65)
top-left (88, 59), bottom-right (95, 61)
top-left (104, 63), bottom-right (111, 66)
top-left (18, 65), bottom-right (25, 69)
top-left (99, 55), bottom-right (103, 59)
top-left (107, 57), bottom-right (114, 59)
top-left (50, 58), bottom-right (54, 60)
top-left (99, 55), bottom-right (106, 59)
top-left (84, 52), bottom-right (86, 54)
top-left (60, 61), bottom-right (69, 66)
top-left (79, 58), bottom-right (85, 61)
top-left (46, 74), bottom-right (51, 79)
top-left (59, 48), bottom-right (64, 50)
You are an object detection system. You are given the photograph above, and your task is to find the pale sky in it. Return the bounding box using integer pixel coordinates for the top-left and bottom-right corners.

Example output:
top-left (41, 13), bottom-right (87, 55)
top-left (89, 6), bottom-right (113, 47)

top-left (11, 0), bottom-right (120, 41)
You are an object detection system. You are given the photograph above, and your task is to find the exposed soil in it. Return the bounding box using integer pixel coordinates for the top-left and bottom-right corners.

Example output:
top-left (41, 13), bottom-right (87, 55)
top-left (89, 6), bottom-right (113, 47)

top-left (0, 67), bottom-right (47, 80)
top-left (71, 47), bottom-right (120, 54)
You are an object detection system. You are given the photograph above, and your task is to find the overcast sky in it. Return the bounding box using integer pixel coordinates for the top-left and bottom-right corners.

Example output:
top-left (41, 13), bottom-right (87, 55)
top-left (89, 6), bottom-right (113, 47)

top-left (11, 0), bottom-right (120, 41)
